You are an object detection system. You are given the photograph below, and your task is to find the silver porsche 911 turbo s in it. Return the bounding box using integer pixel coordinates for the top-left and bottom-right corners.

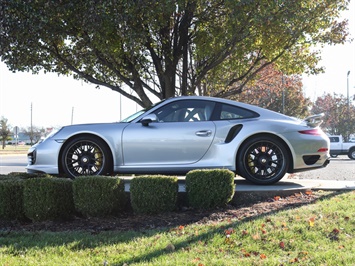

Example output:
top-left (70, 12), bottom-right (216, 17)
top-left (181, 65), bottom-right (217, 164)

top-left (27, 96), bottom-right (330, 185)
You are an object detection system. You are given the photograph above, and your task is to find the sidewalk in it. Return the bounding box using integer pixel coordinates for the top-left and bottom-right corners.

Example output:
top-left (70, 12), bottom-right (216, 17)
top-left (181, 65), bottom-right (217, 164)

top-left (121, 176), bottom-right (355, 193)
top-left (234, 178), bottom-right (355, 192)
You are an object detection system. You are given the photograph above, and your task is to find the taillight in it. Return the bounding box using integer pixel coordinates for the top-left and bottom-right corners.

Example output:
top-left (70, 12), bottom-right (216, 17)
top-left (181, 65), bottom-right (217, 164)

top-left (317, 148), bottom-right (328, 152)
top-left (298, 129), bottom-right (322, 135)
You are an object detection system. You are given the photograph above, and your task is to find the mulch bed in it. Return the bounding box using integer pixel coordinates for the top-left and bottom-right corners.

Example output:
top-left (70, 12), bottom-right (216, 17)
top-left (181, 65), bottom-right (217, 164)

top-left (0, 190), bottom-right (333, 233)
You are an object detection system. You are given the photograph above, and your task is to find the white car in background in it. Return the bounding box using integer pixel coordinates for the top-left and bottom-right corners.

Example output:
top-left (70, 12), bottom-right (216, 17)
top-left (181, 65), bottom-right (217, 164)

top-left (329, 135), bottom-right (355, 159)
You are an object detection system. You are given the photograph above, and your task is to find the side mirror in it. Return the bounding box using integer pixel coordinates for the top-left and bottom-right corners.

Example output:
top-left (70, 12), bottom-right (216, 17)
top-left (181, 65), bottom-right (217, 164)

top-left (140, 114), bottom-right (158, 126)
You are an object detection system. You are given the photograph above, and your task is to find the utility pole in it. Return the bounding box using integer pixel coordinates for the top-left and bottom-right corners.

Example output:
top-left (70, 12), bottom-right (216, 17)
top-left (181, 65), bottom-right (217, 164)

top-left (347, 71), bottom-right (350, 141)
top-left (282, 75), bottom-right (285, 114)
top-left (30, 102), bottom-right (33, 145)
top-left (346, 70), bottom-right (350, 113)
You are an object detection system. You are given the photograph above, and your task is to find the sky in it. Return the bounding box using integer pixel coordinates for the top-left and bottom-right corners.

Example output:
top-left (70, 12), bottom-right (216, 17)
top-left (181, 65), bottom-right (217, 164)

top-left (0, 1), bottom-right (354, 130)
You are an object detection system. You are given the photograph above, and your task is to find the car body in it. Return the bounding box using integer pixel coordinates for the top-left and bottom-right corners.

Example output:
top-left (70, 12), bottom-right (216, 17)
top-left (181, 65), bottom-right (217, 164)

top-left (27, 96), bottom-right (330, 184)
top-left (329, 135), bottom-right (355, 159)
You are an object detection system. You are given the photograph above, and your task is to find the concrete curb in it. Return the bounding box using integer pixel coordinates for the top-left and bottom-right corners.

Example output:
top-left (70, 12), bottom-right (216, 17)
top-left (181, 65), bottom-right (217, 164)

top-left (122, 176), bottom-right (355, 193)
top-left (234, 178), bottom-right (355, 192)
top-left (231, 178), bottom-right (355, 204)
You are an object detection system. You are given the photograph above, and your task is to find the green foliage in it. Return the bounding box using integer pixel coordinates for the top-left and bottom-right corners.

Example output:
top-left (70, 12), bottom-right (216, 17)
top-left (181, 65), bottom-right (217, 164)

top-left (0, 117), bottom-right (12, 149)
top-left (7, 172), bottom-right (52, 179)
top-left (0, 178), bottom-right (26, 220)
top-left (73, 176), bottom-right (126, 217)
top-left (23, 178), bottom-right (74, 222)
top-left (130, 175), bottom-right (178, 214)
top-left (0, 0), bottom-right (350, 106)
top-left (186, 169), bottom-right (235, 209)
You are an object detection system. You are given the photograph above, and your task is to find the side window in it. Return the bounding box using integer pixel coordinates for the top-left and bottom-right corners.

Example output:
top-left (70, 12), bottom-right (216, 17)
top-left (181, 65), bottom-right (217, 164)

top-left (217, 104), bottom-right (259, 120)
top-left (329, 137), bottom-right (339, 143)
top-left (154, 100), bottom-right (215, 122)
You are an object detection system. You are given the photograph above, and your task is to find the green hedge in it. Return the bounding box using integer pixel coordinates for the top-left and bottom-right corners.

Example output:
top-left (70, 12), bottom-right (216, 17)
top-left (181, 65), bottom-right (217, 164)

top-left (0, 170), bottom-right (237, 222)
top-left (73, 176), bottom-right (126, 217)
top-left (23, 177), bottom-right (75, 222)
top-left (186, 169), bottom-right (235, 209)
top-left (7, 172), bottom-right (51, 179)
top-left (0, 177), bottom-right (26, 220)
top-left (130, 175), bottom-right (178, 214)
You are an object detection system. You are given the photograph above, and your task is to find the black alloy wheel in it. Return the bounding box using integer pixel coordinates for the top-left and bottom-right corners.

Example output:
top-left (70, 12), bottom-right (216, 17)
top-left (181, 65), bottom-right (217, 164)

top-left (237, 135), bottom-right (289, 185)
top-left (61, 136), bottom-right (111, 178)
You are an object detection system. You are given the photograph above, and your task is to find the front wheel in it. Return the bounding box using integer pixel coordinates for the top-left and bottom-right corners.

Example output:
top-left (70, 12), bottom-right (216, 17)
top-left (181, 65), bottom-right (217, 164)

top-left (237, 135), bottom-right (290, 185)
top-left (348, 148), bottom-right (355, 160)
top-left (61, 136), bottom-right (112, 178)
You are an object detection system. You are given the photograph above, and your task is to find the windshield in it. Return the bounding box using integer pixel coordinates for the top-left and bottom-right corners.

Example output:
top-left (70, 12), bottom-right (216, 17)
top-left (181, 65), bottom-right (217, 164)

top-left (120, 99), bottom-right (166, 123)
top-left (120, 110), bottom-right (145, 122)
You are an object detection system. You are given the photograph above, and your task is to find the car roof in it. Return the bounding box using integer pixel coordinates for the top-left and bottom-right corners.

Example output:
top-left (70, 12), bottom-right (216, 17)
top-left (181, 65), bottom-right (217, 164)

top-left (157, 96), bottom-right (295, 121)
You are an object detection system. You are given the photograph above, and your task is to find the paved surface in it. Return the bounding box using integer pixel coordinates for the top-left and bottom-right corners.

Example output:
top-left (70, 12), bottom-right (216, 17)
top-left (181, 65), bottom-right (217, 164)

top-left (120, 176), bottom-right (355, 193)
top-left (295, 155), bottom-right (354, 181)
top-left (1, 154), bottom-right (354, 195)
top-left (233, 178), bottom-right (355, 192)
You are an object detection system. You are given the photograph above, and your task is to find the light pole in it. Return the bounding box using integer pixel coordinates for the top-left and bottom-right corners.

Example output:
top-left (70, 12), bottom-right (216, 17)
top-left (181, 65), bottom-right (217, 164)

top-left (71, 107), bottom-right (74, 125)
top-left (346, 70), bottom-right (350, 112)
top-left (347, 71), bottom-right (350, 141)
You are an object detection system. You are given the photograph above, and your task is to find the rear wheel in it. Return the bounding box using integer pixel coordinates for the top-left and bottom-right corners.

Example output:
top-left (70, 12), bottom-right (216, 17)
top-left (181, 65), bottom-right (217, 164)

top-left (61, 136), bottom-right (112, 178)
top-left (237, 135), bottom-right (289, 185)
top-left (348, 148), bottom-right (355, 160)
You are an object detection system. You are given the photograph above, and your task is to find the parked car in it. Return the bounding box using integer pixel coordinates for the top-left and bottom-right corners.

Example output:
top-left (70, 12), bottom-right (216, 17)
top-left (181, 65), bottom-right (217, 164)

top-left (27, 96), bottom-right (330, 185)
top-left (329, 135), bottom-right (355, 159)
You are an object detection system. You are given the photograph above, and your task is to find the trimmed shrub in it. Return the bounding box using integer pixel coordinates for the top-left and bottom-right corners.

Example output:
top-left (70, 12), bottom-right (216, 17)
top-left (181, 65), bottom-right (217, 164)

top-left (73, 176), bottom-right (126, 217)
top-left (0, 177), bottom-right (26, 220)
top-left (0, 175), bottom-right (15, 181)
top-left (130, 175), bottom-right (178, 214)
top-left (186, 169), bottom-right (235, 209)
top-left (23, 177), bottom-right (74, 221)
top-left (7, 172), bottom-right (51, 179)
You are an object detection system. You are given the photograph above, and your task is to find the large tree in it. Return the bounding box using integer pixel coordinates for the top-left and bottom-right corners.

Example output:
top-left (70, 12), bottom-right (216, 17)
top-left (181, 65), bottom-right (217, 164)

top-left (0, 0), bottom-right (350, 107)
top-left (22, 126), bottom-right (46, 145)
top-left (211, 63), bottom-right (311, 118)
top-left (312, 93), bottom-right (355, 140)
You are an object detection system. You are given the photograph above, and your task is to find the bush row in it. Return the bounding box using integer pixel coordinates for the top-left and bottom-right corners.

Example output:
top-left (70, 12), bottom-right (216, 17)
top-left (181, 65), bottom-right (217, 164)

top-left (0, 169), bottom-right (235, 222)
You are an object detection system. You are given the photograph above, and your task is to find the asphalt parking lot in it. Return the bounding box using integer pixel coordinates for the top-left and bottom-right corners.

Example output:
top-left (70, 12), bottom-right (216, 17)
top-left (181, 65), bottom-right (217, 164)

top-left (293, 155), bottom-right (355, 181)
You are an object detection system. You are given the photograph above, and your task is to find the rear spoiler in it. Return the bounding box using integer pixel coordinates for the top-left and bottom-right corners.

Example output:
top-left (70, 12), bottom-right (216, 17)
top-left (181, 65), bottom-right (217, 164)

top-left (303, 113), bottom-right (324, 128)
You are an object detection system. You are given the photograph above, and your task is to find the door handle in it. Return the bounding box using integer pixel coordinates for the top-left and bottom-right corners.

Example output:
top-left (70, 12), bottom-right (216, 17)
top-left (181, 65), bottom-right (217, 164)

top-left (195, 130), bottom-right (212, 137)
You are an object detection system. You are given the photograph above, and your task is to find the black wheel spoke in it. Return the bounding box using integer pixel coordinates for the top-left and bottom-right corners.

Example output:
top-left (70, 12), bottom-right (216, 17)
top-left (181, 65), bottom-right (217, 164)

top-left (64, 139), bottom-right (105, 177)
top-left (244, 140), bottom-right (286, 180)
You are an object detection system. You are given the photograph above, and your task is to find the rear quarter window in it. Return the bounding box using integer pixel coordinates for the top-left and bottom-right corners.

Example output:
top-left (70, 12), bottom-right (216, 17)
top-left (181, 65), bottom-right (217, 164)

top-left (214, 103), bottom-right (259, 120)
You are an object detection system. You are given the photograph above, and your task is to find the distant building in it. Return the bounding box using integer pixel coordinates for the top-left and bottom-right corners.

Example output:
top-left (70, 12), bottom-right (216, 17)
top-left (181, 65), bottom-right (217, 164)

top-left (7, 132), bottom-right (31, 145)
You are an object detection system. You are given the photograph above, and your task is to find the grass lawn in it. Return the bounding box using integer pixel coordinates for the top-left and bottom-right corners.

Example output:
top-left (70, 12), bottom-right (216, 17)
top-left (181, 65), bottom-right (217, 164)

top-left (0, 190), bottom-right (354, 265)
top-left (0, 145), bottom-right (29, 154)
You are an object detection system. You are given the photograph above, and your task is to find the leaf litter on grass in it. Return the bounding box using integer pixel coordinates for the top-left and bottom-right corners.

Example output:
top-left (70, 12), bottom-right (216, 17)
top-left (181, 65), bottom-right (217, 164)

top-left (1, 190), bottom-right (355, 265)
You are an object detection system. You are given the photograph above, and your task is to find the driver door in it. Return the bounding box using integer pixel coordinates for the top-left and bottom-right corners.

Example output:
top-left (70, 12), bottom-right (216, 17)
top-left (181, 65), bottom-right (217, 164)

top-left (121, 99), bottom-right (216, 165)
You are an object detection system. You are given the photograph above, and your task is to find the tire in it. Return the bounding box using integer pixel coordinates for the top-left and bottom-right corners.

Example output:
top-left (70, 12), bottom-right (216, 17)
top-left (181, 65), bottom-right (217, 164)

top-left (330, 154), bottom-right (338, 158)
top-left (348, 148), bottom-right (355, 160)
top-left (237, 135), bottom-right (289, 185)
top-left (61, 135), bottom-right (112, 178)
